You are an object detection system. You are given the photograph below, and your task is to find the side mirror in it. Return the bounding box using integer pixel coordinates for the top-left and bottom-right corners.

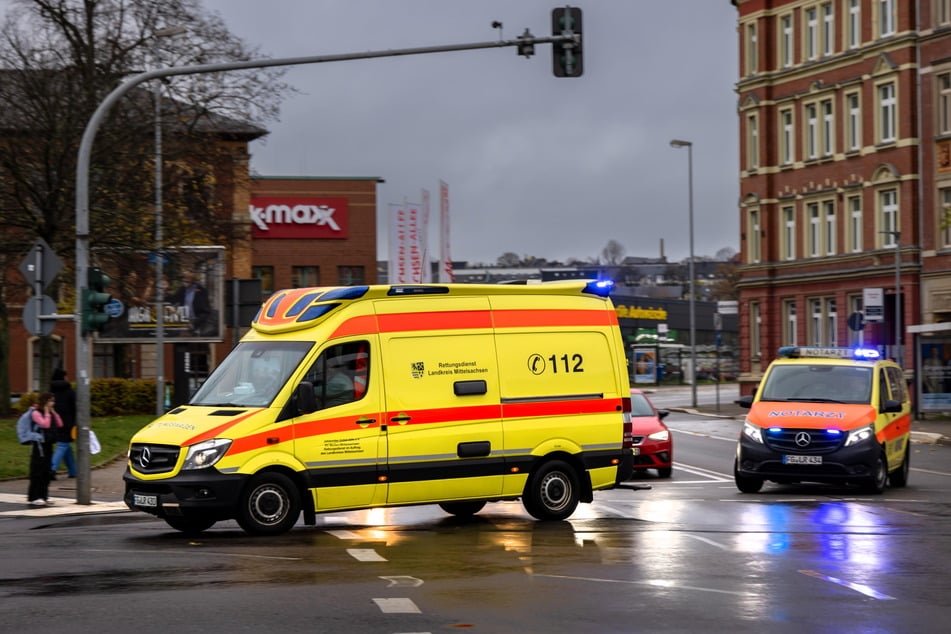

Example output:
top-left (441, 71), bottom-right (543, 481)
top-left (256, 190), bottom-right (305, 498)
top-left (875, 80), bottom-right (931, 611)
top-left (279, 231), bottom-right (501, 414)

top-left (736, 395), bottom-right (754, 409)
top-left (657, 409), bottom-right (670, 420)
top-left (296, 381), bottom-right (317, 415)
top-left (882, 399), bottom-right (902, 414)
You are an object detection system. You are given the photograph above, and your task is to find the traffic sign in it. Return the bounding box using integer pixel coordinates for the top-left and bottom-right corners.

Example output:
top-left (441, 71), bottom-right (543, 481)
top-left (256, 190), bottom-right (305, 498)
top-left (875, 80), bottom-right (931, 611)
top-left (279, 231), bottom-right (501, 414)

top-left (18, 238), bottom-right (63, 290)
top-left (847, 311), bottom-right (865, 331)
top-left (22, 295), bottom-right (57, 337)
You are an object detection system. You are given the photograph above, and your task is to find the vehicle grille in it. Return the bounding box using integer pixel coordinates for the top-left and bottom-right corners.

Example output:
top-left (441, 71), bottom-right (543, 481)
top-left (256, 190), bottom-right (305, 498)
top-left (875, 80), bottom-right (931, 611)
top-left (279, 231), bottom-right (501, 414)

top-left (764, 428), bottom-right (845, 454)
top-left (129, 444), bottom-right (181, 475)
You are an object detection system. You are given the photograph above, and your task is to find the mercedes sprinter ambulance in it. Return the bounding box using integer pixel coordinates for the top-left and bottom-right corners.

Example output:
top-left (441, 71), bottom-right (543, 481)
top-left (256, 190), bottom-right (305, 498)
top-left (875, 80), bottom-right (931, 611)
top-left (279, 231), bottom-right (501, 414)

top-left (124, 281), bottom-right (635, 535)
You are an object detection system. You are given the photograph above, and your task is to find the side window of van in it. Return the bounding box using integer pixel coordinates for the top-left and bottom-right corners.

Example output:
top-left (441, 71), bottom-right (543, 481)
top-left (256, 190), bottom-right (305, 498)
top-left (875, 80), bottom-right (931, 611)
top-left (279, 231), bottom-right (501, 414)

top-left (302, 341), bottom-right (369, 409)
top-left (885, 366), bottom-right (907, 404)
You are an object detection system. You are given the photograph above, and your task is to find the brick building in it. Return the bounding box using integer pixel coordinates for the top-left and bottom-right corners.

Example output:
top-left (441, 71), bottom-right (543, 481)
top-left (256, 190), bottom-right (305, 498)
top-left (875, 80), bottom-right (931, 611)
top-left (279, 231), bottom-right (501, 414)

top-left (732, 0), bottom-right (951, 399)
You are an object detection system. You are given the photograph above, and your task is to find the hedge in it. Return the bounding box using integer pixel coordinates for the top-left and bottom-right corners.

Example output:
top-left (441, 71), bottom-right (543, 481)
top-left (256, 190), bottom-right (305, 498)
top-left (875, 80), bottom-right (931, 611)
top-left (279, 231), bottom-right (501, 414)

top-left (16, 378), bottom-right (160, 417)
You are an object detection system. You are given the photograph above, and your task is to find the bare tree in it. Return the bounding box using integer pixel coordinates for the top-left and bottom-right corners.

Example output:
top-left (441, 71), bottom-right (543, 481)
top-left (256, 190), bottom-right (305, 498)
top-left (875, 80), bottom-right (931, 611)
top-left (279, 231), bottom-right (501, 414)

top-left (0, 0), bottom-right (292, 410)
top-left (496, 252), bottom-right (520, 267)
top-left (601, 239), bottom-right (625, 265)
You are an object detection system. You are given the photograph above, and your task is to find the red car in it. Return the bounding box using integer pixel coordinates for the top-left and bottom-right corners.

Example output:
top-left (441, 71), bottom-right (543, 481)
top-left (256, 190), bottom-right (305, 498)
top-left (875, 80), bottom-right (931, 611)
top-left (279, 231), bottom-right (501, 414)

top-left (629, 388), bottom-right (672, 478)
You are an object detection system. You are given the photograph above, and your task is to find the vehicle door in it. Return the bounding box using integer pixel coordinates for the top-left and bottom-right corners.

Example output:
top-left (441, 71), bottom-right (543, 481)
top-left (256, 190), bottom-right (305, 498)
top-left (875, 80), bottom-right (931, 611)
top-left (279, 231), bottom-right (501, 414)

top-left (880, 365), bottom-right (911, 470)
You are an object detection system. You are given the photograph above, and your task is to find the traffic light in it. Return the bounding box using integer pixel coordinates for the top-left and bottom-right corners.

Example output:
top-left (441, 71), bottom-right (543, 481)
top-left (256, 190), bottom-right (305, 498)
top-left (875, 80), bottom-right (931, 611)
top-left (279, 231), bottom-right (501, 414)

top-left (82, 267), bottom-right (112, 335)
top-left (551, 6), bottom-right (583, 77)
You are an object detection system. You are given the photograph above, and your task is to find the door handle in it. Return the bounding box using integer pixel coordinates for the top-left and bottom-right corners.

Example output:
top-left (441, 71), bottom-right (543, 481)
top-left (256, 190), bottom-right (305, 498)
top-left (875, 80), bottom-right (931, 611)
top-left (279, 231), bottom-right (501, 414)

top-left (390, 413), bottom-right (411, 423)
top-left (355, 417), bottom-right (376, 425)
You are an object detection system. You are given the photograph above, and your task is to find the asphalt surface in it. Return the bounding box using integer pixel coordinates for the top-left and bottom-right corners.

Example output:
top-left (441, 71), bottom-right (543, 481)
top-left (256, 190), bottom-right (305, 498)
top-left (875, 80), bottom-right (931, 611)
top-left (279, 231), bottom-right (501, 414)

top-left (2, 391), bottom-right (949, 518)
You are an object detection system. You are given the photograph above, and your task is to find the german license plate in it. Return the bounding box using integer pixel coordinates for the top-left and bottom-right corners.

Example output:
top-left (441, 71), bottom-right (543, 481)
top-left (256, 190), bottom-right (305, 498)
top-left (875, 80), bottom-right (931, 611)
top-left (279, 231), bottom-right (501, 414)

top-left (783, 455), bottom-right (822, 465)
top-left (133, 493), bottom-right (157, 507)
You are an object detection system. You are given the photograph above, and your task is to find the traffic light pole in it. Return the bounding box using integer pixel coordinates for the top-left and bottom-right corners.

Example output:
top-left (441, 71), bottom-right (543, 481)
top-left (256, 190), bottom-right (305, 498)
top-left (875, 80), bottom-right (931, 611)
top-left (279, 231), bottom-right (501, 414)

top-left (73, 24), bottom-right (581, 504)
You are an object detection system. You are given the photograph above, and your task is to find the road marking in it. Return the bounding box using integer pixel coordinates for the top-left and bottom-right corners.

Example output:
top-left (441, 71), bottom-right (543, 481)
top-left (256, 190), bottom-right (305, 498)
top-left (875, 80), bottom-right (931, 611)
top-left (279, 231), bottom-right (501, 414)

top-left (675, 463), bottom-right (732, 481)
top-left (536, 574), bottom-right (748, 596)
top-left (373, 598), bottom-right (421, 613)
top-left (348, 548), bottom-right (386, 562)
top-left (326, 529), bottom-right (362, 540)
top-left (684, 534), bottom-right (732, 550)
top-left (0, 494), bottom-right (129, 516)
top-left (799, 569), bottom-right (895, 600)
top-left (672, 428), bottom-right (738, 443)
top-left (380, 576), bottom-right (424, 588)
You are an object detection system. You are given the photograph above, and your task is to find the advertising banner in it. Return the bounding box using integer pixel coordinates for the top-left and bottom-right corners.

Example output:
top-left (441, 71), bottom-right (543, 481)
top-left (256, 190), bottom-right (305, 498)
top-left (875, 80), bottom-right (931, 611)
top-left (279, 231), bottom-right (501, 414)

top-left (94, 246), bottom-right (225, 343)
top-left (439, 179), bottom-right (454, 283)
top-left (388, 202), bottom-right (424, 283)
top-left (249, 196), bottom-right (349, 239)
top-left (920, 340), bottom-right (951, 410)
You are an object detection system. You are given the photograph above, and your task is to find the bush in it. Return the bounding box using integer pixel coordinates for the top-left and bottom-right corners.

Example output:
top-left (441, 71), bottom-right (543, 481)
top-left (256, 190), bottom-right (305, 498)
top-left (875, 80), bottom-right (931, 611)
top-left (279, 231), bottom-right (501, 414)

top-left (17, 378), bottom-right (158, 417)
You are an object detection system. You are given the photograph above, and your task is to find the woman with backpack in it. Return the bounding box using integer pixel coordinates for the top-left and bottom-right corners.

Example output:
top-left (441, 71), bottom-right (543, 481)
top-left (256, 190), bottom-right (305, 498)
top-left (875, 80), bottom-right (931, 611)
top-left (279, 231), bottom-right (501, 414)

top-left (26, 392), bottom-right (63, 506)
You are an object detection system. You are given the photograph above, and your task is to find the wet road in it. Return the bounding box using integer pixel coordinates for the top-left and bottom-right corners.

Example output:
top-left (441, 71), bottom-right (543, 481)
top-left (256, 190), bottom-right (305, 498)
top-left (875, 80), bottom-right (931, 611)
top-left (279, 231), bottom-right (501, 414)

top-left (1, 410), bottom-right (949, 633)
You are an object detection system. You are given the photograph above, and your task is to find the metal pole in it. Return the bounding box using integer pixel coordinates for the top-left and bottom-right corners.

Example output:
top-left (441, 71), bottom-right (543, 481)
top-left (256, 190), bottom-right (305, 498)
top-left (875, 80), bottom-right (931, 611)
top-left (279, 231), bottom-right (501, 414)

top-left (894, 235), bottom-right (901, 367)
top-left (154, 79), bottom-right (165, 416)
top-left (670, 138), bottom-right (697, 408)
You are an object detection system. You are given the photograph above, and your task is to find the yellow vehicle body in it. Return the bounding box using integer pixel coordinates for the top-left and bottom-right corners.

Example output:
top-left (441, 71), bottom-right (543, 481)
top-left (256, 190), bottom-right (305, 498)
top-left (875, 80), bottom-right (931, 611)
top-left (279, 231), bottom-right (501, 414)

top-left (734, 346), bottom-right (912, 494)
top-left (123, 282), bottom-right (634, 535)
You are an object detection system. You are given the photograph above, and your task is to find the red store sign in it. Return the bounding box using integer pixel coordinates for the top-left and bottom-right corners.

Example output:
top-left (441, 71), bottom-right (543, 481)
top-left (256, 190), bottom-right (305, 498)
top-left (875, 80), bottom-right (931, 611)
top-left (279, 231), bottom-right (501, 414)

top-left (250, 196), bottom-right (349, 239)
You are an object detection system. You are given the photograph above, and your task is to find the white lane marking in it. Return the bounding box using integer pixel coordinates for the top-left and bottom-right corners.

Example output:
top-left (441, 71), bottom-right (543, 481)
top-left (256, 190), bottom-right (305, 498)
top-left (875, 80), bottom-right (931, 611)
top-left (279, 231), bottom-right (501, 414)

top-left (911, 466), bottom-right (951, 477)
top-left (536, 574), bottom-right (748, 596)
top-left (683, 534), bottom-right (732, 550)
top-left (373, 598), bottom-right (421, 613)
top-left (674, 463), bottom-right (732, 481)
top-left (380, 576), bottom-right (424, 588)
top-left (799, 569), bottom-right (895, 600)
top-left (672, 428), bottom-right (738, 443)
top-left (326, 529), bottom-right (362, 540)
top-left (348, 548), bottom-right (386, 562)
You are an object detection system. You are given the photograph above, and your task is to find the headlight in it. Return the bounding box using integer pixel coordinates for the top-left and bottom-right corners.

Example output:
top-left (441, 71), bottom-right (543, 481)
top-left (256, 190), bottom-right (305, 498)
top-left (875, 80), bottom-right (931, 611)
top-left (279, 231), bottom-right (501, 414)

top-left (742, 421), bottom-right (764, 444)
top-left (181, 438), bottom-right (232, 470)
top-left (845, 425), bottom-right (874, 447)
top-left (647, 429), bottom-right (670, 442)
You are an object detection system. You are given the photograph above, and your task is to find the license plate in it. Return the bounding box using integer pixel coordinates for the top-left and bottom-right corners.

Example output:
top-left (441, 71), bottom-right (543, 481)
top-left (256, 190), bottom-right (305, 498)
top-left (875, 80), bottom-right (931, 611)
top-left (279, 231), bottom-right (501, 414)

top-left (133, 493), bottom-right (157, 507)
top-left (783, 455), bottom-right (822, 465)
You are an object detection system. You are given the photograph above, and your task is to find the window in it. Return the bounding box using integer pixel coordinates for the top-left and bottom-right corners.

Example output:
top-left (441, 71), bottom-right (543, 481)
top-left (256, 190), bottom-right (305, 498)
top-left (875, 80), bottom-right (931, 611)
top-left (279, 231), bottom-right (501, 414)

top-left (847, 295), bottom-right (863, 346)
top-left (746, 22), bottom-right (758, 75)
top-left (782, 205), bottom-right (797, 260)
top-left (880, 189), bottom-right (899, 245)
top-left (940, 187), bottom-right (951, 248)
top-left (809, 297), bottom-right (838, 346)
top-left (746, 113), bottom-right (759, 169)
top-left (847, 0), bottom-right (862, 49)
top-left (783, 299), bottom-right (798, 346)
top-left (878, 82), bottom-right (896, 143)
top-left (877, 0), bottom-right (896, 37)
top-left (805, 103), bottom-right (819, 159)
top-left (337, 266), bottom-right (365, 285)
top-left (848, 195), bottom-right (863, 252)
top-left (939, 72), bottom-right (951, 136)
top-left (252, 265), bottom-right (275, 297)
top-left (822, 2), bottom-right (835, 56)
top-left (780, 14), bottom-right (794, 68)
top-left (751, 301), bottom-right (761, 361)
top-left (301, 341), bottom-right (369, 409)
top-left (780, 108), bottom-right (795, 164)
top-left (748, 209), bottom-right (761, 263)
top-left (806, 7), bottom-right (819, 60)
top-left (824, 200), bottom-right (837, 255)
top-left (845, 91), bottom-right (861, 151)
top-left (939, 0), bottom-right (951, 26)
top-left (291, 266), bottom-right (319, 288)
top-left (821, 98), bottom-right (835, 156)
top-left (808, 202), bottom-right (821, 257)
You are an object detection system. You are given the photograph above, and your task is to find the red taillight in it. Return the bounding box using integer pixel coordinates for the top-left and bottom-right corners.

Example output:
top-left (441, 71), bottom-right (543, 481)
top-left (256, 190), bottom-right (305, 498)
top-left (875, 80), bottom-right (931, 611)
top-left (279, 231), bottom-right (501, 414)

top-left (621, 396), bottom-right (633, 449)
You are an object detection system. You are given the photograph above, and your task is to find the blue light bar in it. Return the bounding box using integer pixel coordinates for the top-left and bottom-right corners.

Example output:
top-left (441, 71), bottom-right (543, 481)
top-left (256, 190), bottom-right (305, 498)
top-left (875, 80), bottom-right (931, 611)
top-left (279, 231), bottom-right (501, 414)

top-left (777, 346), bottom-right (881, 361)
top-left (582, 279), bottom-right (614, 297)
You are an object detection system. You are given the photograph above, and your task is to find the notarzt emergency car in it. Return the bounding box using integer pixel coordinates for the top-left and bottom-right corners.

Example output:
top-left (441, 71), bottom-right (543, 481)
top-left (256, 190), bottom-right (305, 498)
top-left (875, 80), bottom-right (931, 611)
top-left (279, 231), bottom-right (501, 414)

top-left (123, 281), bottom-right (636, 535)
top-left (734, 346), bottom-right (912, 494)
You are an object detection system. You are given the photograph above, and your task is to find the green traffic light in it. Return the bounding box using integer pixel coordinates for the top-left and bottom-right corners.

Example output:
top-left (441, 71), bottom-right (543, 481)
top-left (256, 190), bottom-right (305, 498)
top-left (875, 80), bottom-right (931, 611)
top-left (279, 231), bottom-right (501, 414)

top-left (82, 267), bottom-right (113, 335)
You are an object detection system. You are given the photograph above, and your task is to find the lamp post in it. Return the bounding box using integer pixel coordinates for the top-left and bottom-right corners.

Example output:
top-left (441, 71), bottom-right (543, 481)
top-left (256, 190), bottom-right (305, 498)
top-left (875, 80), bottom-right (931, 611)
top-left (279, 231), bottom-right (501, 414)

top-left (670, 138), bottom-right (697, 408)
top-left (880, 230), bottom-right (901, 366)
top-left (152, 25), bottom-right (186, 416)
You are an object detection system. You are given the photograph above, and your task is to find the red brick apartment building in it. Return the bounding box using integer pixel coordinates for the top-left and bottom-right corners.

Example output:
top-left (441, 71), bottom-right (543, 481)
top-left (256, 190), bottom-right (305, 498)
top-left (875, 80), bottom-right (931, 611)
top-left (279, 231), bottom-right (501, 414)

top-left (732, 0), bottom-right (951, 402)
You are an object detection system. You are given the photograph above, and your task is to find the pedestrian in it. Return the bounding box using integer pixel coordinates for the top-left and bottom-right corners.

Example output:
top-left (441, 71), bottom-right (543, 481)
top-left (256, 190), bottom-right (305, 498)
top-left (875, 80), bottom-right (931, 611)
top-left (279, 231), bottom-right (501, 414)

top-left (27, 392), bottom-right (63, 506)
top-left (49, 368), bottom-right (77, 479)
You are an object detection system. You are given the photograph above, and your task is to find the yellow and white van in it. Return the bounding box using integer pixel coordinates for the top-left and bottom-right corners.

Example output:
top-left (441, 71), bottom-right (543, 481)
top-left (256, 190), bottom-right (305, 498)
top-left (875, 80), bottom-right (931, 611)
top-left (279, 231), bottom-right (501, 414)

top-left (124, 281), bottom-right (635, 535)
top-left (735, 346), bottom-right (912, 494)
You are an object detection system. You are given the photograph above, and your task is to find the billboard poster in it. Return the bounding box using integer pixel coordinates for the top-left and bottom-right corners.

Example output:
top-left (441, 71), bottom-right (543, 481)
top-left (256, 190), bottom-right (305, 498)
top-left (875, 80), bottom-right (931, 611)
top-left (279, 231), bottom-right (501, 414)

top-left (633, 349), bottom-right (657, 384)
top-left (94, 246), bottom-right (225, 343)
top-left (920, 341), bottom-right (951, 410)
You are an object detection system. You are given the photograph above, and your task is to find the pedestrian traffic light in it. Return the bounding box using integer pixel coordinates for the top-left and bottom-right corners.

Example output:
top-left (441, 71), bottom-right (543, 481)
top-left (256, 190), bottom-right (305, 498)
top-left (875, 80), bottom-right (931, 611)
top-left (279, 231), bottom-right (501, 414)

top-left (82, 267), bottom-right (112, 335)
top-left (551, 6), bottom-right (582, 77)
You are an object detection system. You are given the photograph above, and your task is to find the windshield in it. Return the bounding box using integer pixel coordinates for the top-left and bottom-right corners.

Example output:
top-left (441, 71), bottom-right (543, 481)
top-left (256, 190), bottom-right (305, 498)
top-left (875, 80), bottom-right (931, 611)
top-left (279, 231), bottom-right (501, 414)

top-left (759, 364), bottom-right (872, 404)
top-left (189, 341), bottom-right (313, 408)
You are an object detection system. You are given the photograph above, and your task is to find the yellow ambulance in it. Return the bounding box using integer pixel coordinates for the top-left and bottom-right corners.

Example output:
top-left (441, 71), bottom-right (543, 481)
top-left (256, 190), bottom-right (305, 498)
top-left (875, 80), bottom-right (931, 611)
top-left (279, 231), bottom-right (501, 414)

top-left (734, 346), bottom-right (912, 494)
top-left (124, 281), bottom-right (635, 535)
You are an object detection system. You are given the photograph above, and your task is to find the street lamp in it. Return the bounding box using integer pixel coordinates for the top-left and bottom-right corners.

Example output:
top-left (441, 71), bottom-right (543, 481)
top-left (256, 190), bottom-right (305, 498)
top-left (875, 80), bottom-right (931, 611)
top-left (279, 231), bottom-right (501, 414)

top-left (670, 138), bottom-right (697, 408)
top-left (152, 25), bottom-right (186, 416)
top-left (880, 230), bottom-right (901, 366)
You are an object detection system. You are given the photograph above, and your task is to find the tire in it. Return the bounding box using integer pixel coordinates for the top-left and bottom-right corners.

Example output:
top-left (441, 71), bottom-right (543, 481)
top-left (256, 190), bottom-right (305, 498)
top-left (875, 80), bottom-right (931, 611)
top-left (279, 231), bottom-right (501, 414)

top-left (164, 516), bottom-right (216, 535)
top-left (734, 459), bottom-right (764, 493)
top-left (863, 450), bottom-right (888, 494)
top-left (657, 466), bottom-right (673, 479)
top-left (438, 501), bottom-right (486, 517)
top-left (522, 460), bottom-right (580, 521)
top-left (888, 443), bottom-right (910, 488)
top-left (236, 472), bottom-right (301, 536)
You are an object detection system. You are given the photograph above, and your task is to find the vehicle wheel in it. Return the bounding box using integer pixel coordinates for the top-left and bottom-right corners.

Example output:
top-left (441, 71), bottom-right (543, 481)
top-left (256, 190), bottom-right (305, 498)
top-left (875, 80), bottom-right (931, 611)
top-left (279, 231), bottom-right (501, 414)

top-left (237, 472), bottom-right (301, 536)
top-left (438, 501), bottom-right (486, 517)
top-left (164, 516), bottom-right (216, 535)
top-left (657, 467), bottom-right (673, 479)
top-left (522, 460), bottom-right (580, 521)
top-left (888, 443), bottom-right (910, 488)
top-left (863, 449), bottom-right (888, 494)
top-left (734, 459), bottom-right (763, 493)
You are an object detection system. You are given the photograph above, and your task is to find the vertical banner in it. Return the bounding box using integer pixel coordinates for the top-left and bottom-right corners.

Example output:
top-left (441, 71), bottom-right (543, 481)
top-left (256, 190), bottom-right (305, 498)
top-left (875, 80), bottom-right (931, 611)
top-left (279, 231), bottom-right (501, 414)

top-left (420, 188), bottom-right (431, 282)
top-left (438, 179), bottom-right (454, 282)
top-left (388, 203), bottom-right (410, 284)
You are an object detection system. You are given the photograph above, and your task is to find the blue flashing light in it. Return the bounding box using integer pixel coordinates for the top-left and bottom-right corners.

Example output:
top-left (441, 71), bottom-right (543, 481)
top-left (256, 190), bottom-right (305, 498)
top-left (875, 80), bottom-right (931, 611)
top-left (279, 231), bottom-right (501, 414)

top-left (582, 279), bottom-right (614, 297)
top-left (298, 303), bottom-right (340, 322)
top-left (777, 346), bottom-right (882, 361)
top-left (321, 286), bottom-right (369, 301)
top-left (852, 347), bottom-right (881, 360)
top-left (767, 427), bottom-right (783, 434)
top-left (826, 429), bottom-right (843, 436)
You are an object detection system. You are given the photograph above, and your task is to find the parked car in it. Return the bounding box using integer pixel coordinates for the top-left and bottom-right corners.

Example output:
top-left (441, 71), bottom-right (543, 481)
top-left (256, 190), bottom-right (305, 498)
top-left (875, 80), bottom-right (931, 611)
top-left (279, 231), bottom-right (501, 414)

top-left (629, 388), bottom-right (672, 478)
